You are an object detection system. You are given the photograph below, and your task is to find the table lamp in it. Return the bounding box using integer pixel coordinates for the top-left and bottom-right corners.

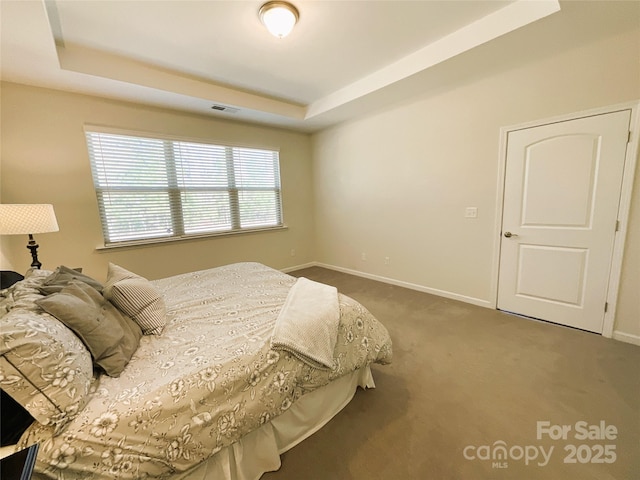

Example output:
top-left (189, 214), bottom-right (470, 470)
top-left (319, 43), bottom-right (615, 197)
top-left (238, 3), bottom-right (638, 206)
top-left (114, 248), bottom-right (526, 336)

top-left (0, 204), bottom-right (59, 269)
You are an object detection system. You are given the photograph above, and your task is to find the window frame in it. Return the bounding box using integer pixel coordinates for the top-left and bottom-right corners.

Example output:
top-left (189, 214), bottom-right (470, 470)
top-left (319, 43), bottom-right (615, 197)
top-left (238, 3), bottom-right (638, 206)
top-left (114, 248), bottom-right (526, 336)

top-left (84, 126), bottom-right (286, 248)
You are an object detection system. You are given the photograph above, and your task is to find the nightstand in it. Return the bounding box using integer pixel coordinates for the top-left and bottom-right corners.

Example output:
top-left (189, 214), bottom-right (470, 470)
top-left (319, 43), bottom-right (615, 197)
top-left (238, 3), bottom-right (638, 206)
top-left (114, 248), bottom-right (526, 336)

top-left (1, 271), bottom-right (24, 289)
top-left (0, 444), bottom-right (39, 480)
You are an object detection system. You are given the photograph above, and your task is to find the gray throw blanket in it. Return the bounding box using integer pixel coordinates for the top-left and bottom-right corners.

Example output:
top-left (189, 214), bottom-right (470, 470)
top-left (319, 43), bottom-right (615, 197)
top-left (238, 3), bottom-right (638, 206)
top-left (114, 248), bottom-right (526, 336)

top-left (271, 277), bottom-right (340, 369)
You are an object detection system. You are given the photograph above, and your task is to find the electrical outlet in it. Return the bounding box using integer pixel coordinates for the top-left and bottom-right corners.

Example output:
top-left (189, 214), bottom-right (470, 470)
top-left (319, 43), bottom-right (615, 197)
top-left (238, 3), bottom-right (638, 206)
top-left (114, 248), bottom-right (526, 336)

top-left (384, 256), bottom-right (390, 265)
top-left (361, 252), bottom-right (367, 261)
top-left (290, 249), bottom-right (296, 257)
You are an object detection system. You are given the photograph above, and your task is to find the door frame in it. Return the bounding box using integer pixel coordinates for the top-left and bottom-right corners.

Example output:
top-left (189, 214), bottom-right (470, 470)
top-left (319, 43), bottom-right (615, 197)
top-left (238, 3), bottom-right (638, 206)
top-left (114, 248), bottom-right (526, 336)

top-left (489, 100), bottom-right (640, 338)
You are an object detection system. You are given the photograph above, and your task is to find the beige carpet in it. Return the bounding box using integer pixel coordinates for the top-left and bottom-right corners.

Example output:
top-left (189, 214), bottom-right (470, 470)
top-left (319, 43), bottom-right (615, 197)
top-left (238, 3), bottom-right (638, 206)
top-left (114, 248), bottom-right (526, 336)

top-left (262, 266), bottom-right (640, 480)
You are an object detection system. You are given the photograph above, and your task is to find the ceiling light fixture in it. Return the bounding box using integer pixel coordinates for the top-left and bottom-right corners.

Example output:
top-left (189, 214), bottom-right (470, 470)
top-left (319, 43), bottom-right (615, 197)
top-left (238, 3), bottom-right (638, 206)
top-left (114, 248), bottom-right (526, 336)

top-left (259, 1), bottom-right (299, 39)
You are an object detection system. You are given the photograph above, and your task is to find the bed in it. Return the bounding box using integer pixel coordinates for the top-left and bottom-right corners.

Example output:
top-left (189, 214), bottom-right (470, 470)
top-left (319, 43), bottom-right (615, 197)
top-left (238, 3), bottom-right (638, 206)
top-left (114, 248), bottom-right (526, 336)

top-left (0, 262), bottom-right (393, 479)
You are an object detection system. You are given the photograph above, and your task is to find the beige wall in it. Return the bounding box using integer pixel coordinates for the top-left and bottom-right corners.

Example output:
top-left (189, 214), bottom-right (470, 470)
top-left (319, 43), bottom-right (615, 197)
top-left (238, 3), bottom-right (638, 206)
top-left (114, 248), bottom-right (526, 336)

top-left (1, 2), bottom-right (638, 340)
top-left (0, 82), bottom-right (8, 269)
top-left (311, 13), bottom-right (640, 337)
top-left (0, 83), bottom-right (315, 281)
top-left (615, 157), bottom-right (640, 338)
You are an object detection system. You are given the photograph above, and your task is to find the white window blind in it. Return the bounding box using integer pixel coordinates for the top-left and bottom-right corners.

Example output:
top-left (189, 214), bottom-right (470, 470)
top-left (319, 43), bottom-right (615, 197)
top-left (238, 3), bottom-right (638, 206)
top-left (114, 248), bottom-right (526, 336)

top-left (85, 131), bottom-right (283, 245)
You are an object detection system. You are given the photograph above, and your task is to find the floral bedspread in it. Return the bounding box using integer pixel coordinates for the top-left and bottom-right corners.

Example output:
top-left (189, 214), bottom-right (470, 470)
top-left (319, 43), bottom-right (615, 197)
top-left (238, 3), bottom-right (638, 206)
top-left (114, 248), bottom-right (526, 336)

top-left (20, 262), bottom-right (392, 479)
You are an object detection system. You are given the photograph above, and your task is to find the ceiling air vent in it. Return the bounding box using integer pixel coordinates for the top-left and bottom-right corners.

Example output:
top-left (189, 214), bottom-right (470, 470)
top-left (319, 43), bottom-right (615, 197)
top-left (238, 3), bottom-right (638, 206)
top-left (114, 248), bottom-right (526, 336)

top-left (211, 104), bottom-right (240, 114)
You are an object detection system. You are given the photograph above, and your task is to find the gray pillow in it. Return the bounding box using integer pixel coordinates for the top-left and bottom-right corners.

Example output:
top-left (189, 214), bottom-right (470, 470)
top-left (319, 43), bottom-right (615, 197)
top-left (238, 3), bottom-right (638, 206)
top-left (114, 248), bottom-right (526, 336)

top-left (103, 263), bottom-right (167, 335)
top-left (39, 265), bottom-right (103, 295)
top-left (36, 281), bottom-right (142, 377)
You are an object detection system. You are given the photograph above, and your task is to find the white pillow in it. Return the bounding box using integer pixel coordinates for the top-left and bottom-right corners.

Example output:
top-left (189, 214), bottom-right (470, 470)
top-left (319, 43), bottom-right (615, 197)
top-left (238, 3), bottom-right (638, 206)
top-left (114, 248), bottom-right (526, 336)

top-left (102, 263), bottom-right (167, 335)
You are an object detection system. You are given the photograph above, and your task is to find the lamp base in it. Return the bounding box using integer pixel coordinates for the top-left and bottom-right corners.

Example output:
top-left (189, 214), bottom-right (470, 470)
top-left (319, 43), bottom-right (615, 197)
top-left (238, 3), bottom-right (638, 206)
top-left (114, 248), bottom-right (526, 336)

top-left (26, 234), bottom-right (42, 269)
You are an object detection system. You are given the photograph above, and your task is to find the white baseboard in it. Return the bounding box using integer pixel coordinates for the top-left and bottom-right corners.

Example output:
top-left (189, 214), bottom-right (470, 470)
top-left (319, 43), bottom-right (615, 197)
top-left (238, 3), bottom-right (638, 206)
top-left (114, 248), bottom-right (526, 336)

top-left (284, 262), bottom-right (639, 346)
top-left (313, 262), bottom-right (493, 308)
top-left (280, 262), bottom-right (317, 273)
top-left (612, 330), bottom-right (640, 347)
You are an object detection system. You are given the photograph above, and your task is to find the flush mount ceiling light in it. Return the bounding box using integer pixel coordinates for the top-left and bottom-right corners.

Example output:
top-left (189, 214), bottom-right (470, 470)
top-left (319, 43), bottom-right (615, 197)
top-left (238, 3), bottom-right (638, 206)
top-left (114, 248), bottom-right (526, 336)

top-left (259, 1), bottom-right (299, 38)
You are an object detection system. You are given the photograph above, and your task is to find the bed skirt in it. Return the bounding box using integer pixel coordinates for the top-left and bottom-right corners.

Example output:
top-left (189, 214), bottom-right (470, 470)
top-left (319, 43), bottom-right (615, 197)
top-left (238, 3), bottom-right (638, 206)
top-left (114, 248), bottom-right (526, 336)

top-left (176, 366), bottom-right (376, 480)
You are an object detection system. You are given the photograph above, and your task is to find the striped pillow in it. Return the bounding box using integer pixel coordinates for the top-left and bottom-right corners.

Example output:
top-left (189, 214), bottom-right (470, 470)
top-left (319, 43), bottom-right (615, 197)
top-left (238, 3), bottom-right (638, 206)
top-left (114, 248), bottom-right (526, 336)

top-left (103, 263), bottom-right (167, 335)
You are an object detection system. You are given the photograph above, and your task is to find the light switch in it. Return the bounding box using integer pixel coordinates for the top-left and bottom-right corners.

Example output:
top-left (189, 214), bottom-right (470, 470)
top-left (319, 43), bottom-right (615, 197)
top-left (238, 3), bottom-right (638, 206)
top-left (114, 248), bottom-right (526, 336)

top-left (465, 207), bottom-right (478, 218)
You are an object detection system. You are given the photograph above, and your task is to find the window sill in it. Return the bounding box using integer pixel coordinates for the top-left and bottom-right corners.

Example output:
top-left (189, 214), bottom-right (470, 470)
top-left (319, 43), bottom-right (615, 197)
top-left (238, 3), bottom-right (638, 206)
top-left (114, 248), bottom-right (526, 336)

top-left (95, 225), bottom-right (288, 251)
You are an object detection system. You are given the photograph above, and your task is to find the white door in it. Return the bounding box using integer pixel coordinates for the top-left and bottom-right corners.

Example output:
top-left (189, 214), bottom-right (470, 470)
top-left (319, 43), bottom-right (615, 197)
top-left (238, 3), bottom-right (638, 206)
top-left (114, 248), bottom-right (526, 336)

top-left (497, 110), bottom-right (631, 333)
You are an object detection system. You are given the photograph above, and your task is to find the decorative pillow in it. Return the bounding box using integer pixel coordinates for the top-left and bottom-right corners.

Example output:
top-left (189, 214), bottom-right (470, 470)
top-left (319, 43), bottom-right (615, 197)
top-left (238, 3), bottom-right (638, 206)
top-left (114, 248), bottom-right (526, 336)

top-left (36, 281), bottom-right (142, 377)
top-left (103, 263), bottom-right (167, 335)
top-left (0, 307), bottom-right (94, 433)
top-left (39, 265), bottom-right (103, 295)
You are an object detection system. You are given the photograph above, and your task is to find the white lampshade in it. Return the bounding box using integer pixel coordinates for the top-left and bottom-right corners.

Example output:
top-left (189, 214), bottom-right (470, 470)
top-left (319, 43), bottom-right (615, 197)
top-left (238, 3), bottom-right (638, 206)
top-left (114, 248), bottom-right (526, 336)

top-left (259, 1), bottom-right (299, 38)
top-left (0, 204), bottom-right (59, 235)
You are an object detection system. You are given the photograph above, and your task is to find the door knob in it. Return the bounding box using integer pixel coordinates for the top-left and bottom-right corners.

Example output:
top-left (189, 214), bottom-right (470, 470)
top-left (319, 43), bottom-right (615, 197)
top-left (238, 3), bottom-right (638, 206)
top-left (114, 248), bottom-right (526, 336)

top-left (503, 231), bottom-right (518, 238)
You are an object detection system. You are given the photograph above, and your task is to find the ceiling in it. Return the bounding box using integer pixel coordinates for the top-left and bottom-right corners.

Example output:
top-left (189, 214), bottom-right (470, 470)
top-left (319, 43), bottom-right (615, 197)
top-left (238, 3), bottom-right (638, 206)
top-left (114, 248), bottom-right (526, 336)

top-left (0, 0), bottom-right (634, 132)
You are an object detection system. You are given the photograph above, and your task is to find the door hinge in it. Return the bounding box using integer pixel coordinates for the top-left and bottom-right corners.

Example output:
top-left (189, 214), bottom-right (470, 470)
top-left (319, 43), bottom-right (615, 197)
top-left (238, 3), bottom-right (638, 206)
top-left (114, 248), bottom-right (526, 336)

top-left (616, 220), bottom-right (620, 232)
top-left (604, 302), bottom-right (609, 313)
top-left (629, 131), bottom-right (632, 143)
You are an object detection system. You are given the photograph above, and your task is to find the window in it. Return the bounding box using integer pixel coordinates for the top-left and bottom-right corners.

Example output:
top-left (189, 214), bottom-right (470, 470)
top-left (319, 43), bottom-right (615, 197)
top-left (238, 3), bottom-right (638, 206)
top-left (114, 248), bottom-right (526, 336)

top-left (85, 130), bottom-right (283, 245)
